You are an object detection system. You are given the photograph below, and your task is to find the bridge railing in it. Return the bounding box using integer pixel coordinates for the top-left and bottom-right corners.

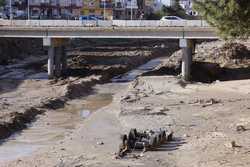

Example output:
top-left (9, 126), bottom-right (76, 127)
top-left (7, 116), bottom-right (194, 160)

top-left (0, 19), bottom-right (211, 27)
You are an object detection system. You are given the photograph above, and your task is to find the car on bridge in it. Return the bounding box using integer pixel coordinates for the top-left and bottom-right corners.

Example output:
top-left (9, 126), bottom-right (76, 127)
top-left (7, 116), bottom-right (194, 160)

top-left (160, 16), bottom-right (184, 21)
top-left (79, 15), bottom-right (104, 21)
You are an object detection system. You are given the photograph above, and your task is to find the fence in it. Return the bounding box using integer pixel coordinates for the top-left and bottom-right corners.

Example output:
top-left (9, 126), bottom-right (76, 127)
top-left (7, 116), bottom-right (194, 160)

top-left (0, 19), bottom-right (210, 27)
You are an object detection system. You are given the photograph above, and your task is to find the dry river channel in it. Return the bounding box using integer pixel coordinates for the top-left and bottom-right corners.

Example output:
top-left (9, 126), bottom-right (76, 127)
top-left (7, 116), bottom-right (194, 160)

top-left (0, 56), bottom-right (166, 163)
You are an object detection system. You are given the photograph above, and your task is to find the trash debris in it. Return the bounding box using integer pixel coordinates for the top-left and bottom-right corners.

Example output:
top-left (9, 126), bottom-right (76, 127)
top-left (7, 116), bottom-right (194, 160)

top-left (97, 141), bottom-right (104, 145)
top-left (225, 140), bottom-right (242, 148)
top-left (116, 128), bottom-right (173, 158)
top-left (189, 98), bottom-right (221, 107)
top-left (183, 134), bottom-right (190, 138)
top-left (236, 125), bottom-right (247, 132)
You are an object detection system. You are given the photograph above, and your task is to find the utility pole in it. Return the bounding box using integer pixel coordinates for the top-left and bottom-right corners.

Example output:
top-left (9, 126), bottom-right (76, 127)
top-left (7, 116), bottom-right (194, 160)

top-left (9, 0), bottom-right (12, 20)
top-left (103, 0), bottom-right (106, 20)
top-left (130, 0), bottom-right (132, 20)
top-left (27, 0), bottom-right (30, 20)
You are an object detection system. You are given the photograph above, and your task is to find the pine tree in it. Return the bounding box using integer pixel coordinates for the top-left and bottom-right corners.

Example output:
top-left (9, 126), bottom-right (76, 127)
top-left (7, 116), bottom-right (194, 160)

top-left (193, 0), bottom-right (250, 39)
top-left (0, 0), bottom-right (5, 7)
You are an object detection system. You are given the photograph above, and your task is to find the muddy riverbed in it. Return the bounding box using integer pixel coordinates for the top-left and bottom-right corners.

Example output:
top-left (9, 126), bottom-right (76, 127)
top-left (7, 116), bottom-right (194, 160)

top-left (0, 92), bottom-right (113, 163)
top-left (1, 40), bottom-right (250, 167)
top-left (0, 39), bottom-right (178, 141)
top-left (0, 55), bottom-right (167, 165)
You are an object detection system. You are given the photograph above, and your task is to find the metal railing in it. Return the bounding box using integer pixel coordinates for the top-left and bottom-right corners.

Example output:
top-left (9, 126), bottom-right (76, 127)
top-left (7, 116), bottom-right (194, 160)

top-left (0, 20), bottom-right (211, 27)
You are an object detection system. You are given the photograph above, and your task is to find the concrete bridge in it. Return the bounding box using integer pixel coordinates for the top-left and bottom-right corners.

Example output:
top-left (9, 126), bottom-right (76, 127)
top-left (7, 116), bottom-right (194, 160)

top-left (0, 20), bottom-right (219, 80)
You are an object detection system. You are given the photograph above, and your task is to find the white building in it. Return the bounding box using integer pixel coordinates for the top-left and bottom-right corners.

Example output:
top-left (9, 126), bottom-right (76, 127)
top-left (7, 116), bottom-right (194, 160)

top-left (162, 0), bottom-right (176, 7)
top-left (113, 0), bottom-right (139, 20)
top-left (179, 0), bottom-right (198, 15)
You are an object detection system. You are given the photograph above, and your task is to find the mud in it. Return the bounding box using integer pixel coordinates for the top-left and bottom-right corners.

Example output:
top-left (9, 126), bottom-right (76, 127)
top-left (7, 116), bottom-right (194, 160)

top-left (0, 108), bottom-right (45, 140)
top-left (2, 40), bottom-right (250, 167)
top-left (0, 39), bottom-right (178, 141)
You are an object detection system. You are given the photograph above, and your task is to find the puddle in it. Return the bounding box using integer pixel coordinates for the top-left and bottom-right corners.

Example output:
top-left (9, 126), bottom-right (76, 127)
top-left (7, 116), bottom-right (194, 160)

top-left (0, 93), bottom-right (112, 163)
top-left (112, 57), bottom-right (165, 82)
top-left (80, 110), bottom-right (91, 118)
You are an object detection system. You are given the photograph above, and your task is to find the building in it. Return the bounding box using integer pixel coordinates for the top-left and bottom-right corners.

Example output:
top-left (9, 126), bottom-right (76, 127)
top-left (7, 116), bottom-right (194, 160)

top-left (179, 0), bottom-right (198, 16)
top-left (163, 0), bottom-right (175, 7)
top-left (113, 0), bottom-right (140, 20)
top-left (144, 0), bottom-right (154, 14)
top-left (30, 0), bottom-right (82, 19)
top-left (81, 0), bottom-right (113, 20)
top-left (113, 0), bottom-right (126, 19)
top-left (124, 0), bottom-right (138, 20)
top-left (5, 0), bottom-right (82, 19)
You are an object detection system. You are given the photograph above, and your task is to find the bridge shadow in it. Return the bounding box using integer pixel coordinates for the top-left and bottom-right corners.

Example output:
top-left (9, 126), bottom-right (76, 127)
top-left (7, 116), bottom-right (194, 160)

top-left (66, 54), bottom-right (156, 79)
top-left (142, 61), bottom-right (250, 84)
top-left (191, 62), bottom-right (250, 83)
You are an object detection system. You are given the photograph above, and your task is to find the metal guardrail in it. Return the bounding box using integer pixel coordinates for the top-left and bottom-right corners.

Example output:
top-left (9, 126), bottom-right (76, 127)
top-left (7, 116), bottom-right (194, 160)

top-left (0, 20), bottom-right (211, 27)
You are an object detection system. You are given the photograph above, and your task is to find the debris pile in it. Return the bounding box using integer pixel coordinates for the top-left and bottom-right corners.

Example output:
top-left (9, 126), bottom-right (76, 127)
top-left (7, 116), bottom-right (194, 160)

top-left (196, 42), bottom-right (250, 68)
top-left (117, 128), bottom-right (173, 158)
top-left (216, 42), bottom-right (249, 60)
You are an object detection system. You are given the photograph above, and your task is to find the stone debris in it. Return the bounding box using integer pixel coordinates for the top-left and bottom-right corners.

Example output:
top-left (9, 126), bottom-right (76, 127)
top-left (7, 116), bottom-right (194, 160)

top-left (225, 141), bottom-right (242, 148)
top-left (236, 125), bottom-right (247, 132)
top-left (116, 128), bottom-right (173, 158)
top-left (189, 98), bottom-right (221, 107)
top-left (97, 141), bottom-right (104, 145)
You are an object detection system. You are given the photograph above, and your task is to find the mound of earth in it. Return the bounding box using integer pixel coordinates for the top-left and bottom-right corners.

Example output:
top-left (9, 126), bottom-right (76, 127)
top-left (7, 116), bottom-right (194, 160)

top-left (144, 41), bottom-right (250, 83)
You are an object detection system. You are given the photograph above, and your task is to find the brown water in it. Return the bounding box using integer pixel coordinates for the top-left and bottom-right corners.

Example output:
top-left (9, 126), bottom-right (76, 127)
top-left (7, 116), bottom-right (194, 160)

top-left (0, 93), bottom-right (113, 162)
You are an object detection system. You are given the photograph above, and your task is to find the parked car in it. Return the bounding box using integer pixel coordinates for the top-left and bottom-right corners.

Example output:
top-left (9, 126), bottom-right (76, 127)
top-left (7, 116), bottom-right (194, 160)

top-left (61, 13), bottom-right (78, 20)
top-left (13, 10), bottom-right (27, 19)
top-left (160, 16), bottom-right (184, 21)
top-left (0, 12), bottom-right (7, 19)
top-left (30, 14), bottom-right (40, 19)
top-left (79, 15), bottom-right (104, 21)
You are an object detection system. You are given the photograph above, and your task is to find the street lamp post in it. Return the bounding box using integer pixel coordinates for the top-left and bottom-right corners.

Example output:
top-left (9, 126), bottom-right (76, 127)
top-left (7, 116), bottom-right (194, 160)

top-left (27, 0), bottom-right (30, 20)
top-left (9, 0), bottom-right (12, 20)
top-left (103, 0), bottom-right (106, 20)
top-left (130, 0), bottom-right (132, 20)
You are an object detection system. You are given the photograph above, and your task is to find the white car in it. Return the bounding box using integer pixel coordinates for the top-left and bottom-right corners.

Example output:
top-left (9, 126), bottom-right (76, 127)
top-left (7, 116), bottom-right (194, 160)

top-left (160, 16), bottom-right (184, 21)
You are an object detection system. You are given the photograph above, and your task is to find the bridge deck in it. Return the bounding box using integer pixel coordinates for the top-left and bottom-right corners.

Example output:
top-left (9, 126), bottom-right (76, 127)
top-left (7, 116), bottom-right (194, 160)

top-left (0, 26), bottom-right (218, 39)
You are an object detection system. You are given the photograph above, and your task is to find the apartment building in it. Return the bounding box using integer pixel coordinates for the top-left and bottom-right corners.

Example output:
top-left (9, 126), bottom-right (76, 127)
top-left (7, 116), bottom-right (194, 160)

top-left (30, 0), bottom-right (82, 19)
top-left (113, 0), bottom-right (126, 19)
top-left (179, 0), bottom-right (198, 15)
top-left (113, 0), bottom-right (139, 20)
top-left (163, 0), bottom-right (175, 7)
top-left (5, 0), bottom-right (82, 19)
top-left (82, 0), bottom-right (113, 20)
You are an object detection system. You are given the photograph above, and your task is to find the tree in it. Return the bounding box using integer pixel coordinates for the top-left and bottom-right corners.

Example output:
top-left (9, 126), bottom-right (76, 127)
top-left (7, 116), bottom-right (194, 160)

top-left (145, 2), bottom-right (197, 20)
top-left (0, 0), bottom-right (5, 7)
top-left (193, 0), bottom-right (250, 39)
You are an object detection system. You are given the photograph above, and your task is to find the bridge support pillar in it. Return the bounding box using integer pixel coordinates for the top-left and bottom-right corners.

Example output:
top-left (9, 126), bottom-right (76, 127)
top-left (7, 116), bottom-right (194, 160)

top-left (43, 38), bottom-right (68, 79)
top-left (179, 39), bottom-right (195, 81)
top-left (48, 47), bottom-right (55, 78)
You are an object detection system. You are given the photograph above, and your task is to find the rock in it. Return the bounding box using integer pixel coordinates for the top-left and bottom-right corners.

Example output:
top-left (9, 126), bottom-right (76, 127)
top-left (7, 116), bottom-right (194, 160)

top-left (225, 141), bottom-right (241, 148)
top-left (155, 91), bottom-right (164, 95)
top-left (183, 134), bottom-right (190, 138)
top-left (97, 141), bottom-right (104, 145)
top-left (236, 125), bottom-right (247, 132)
top-left (160, 107), bottom-right (169, 112)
